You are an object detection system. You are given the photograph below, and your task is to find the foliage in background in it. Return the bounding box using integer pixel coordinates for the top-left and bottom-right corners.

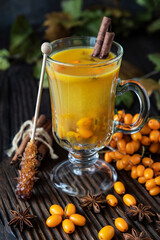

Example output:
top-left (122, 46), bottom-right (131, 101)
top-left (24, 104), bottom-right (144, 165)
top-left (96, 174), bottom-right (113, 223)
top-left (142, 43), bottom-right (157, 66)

top-left (146, 54), bottom-right (160, 110)
top-left (43, 0), bottom-right (160, 40)
top-left (10, 16), bottom-right (41, 63)
top-left (0, 49), bottom-right (10, 70)
top-left (0, 0), bottom-right (159, 104)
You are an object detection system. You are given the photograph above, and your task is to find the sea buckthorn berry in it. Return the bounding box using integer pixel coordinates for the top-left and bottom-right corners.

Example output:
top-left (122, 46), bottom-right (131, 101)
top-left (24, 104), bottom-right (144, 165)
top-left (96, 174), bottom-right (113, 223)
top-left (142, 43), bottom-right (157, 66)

top-left (64, 203), bottom-right (76, 217)
top-left (116, 160), bottom-right (124, 170)
top-left (124, 164), bottom-right (132, 171)
top-left (70, 214), bottom-right (86, 226)
top-left (117, 139), bottom-right (126, 151)
top-left (49, 204), bottom-right (64, 216)
top-left (122, 155), bottom-right (130, 167)
top-left (109, 139), bottom-right (117, 149)
top-left (130, 154), bottom-right (141, 165)
top-left (118, 110), bottom-right (125, 119)
top-left (104, 152), bottom-right (112, 163)
top-left (138, 177), bottom-right (146, 184)
top-left (114, 114), bottom-right (120, 122)
top-left (136, 165), bottom-right (145, 177)
top-left (149, 186), bottom-right (160, 196)
top-left (148, 119), bottom-right (160, 130)
top-left (126, 142), bottom-right (135, 155)
top-left (98, 225), bottom-right (115, 240)
top-left (114, 151), bottom-right (125, 160)
top-left (62, 219), bottom-right (75, 234)
top-left (109, 151), bottom-right (116, 159)
top-left (145, 179), bottom-right (156, 190)
top-left (141, 136), bottom-right (151, 146)
top-left (132, 113), bottom-right (139, 124)
top-left (152, 162), bottom-right (160, 172)
top-left (131, 166), bottom-right (138, 179)
top-left (114, 181), bottom-right (125, 195)
top-left (78, 128), bottom-right (93, 138)
top-left (113, 132), bottom-right (123, 141)
top-left (77, 117), bottom-right (93, 129)
top-left (106, 194), bottom-right (118, 207)
top-left (46, 215), bottom-right (62, 227)
top-left (149, 130), bottom-right (160, 143)
top-left (114, 218), bottom-right (128, 232)
top-left (142, 157), bottom-right (153, 167)
top-left (131, 132), bottom-right (142, 141)
top-left (149, 143), bottom-right (159, 153)
top-left (155, 176), bottom-right (160, 185)
top-left (132, 140), bottom-right (141, 152)
top-left (124, 113), bottom-right (133, 125)
top-left (144, 168), bottom-right (154, 180)
top-left (123, 194), bottom-right (136, 206)
top-left (140, 123), bottom-right (151, 135)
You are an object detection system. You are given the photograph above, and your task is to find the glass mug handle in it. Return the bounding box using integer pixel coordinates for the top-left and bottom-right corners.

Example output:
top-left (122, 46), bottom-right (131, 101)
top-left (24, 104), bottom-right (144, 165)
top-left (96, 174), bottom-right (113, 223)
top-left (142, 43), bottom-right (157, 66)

top-left (115, 79), bottom-right (150, 134)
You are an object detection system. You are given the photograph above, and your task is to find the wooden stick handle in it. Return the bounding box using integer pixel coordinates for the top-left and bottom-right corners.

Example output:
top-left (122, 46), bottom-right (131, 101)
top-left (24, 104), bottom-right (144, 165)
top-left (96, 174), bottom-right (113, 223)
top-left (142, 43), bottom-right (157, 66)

top-left (31, 42), bottom-right (52, 141)
top-left (38, 129), bottom-right (53, 159)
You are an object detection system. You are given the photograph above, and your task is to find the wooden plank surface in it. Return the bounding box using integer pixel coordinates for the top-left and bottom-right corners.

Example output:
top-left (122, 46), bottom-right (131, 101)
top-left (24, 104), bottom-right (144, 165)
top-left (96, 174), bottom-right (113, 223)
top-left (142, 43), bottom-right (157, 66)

top-left (0, 62), bottom-right (159, 240)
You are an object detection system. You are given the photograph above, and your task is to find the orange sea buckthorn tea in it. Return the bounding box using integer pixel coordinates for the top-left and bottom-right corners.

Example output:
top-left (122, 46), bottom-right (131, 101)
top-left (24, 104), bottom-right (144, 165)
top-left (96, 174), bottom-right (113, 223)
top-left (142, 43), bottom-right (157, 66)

top-left (47, 47), bottom-right (120, 150)
top-left (46, 36), bottom-right (149, 197)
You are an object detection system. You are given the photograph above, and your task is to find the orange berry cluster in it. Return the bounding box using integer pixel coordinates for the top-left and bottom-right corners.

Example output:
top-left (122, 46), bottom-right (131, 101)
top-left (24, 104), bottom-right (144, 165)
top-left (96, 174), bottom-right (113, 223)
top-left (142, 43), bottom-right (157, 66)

top-left (99, 181), bottom-right (138, 239)
top-left (104, 111), bottom-right (160, 196)
top-left (46, 203), bottom-right (86, 234)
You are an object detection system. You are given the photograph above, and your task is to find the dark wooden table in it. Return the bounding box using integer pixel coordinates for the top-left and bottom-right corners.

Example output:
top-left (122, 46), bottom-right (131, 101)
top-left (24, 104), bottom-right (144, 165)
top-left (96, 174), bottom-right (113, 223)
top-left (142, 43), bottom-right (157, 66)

top-left (0, 33), bottom-right (160, 239)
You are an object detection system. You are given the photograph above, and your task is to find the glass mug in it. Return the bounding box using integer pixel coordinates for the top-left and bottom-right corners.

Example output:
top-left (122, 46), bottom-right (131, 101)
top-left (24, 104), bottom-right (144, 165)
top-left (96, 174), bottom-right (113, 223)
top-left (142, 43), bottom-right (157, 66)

top-left (46, 36), bottom-right (150, 197)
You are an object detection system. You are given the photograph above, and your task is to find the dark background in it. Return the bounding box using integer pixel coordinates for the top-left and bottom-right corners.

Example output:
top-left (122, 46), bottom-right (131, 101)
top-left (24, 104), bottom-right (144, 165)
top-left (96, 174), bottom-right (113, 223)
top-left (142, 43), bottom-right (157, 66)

top-left (0, 0), bottom-right (159, 73)
top-left (0, 0), bottom-right (144, 30)
top-left (0, 0), bottom-right (160, 118)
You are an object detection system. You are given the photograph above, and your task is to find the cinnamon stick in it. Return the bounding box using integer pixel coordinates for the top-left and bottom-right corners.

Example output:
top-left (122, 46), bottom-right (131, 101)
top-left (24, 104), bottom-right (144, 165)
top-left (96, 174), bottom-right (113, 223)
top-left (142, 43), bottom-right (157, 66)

top-left (10, 114), bottom-right (47, 165)
top-left (99, 32), bottom-right (115, 59)
top-left (38, 119), bottom-right (53, 158)
top-left (38, 130), bottom-right (53, 159)
top-left (92, 17), bottom-right (111, 57)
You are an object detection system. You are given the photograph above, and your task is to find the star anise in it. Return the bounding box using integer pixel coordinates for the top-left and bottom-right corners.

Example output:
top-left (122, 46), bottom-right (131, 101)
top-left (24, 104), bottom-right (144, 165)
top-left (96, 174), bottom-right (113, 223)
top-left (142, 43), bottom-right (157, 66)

top-left (78, 193), bottom-right (107, 213)
top-left (156, 213), bottom-right (160, 232)
top-left (127, 203), bottom-right (155, 223)
top-left (8, 206), bottom-right (37, 232)
top-left (123, 228), bottom-right (153, 240)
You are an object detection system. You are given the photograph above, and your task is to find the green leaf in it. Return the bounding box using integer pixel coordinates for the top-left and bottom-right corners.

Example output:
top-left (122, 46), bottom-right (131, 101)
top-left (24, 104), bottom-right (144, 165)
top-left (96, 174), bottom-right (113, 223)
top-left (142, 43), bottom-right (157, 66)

top-left (33, 60), bottom-right (48, 88)
top-left (154, 90), bottom-right (160, 110)
top-left (136, 11), bottom-right (152, 22)
top-left (115, 91), bottom-right (134, 108)
top-left (136, 0), bottom-right (160, 10)
top-left (0, 49), bottom-right (10, 70)
top-left (73, 9), bottom-right (104, 36)
top-left (25, 35), bottom-right (41, 64)
top-left (9, 15), bottom-right (41, 64)
top-left (148, 53), bottom-right (160, 71)
top-left (147, 18), bottom-right (160, 33)
top-left (84, 18), bottom-right (103, 36)
top-left (61, 0), bottom-right (82, 19)
top-left (10, 15), bottom-right (33, 56)
top-left (0, 49), bottom-right (10, 58)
